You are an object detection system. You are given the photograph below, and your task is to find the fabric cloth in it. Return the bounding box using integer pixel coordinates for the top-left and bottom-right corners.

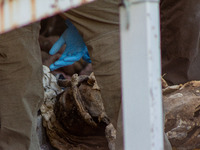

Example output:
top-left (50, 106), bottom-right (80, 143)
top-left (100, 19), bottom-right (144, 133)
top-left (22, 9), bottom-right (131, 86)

top-left (161, 0), bottom-right (200, 85)
top-left (0, 23), bottom-right (44, 150)
top-left (63, 0), bottom-right (122, 149)
top-left (64, 0), bottom-right (172, 149)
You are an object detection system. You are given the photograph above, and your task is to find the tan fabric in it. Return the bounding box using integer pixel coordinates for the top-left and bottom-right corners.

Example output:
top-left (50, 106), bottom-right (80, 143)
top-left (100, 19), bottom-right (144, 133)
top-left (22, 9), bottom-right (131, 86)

top-left (63, 0), bottom-right (123, 149)
top-left (0, 23), bottom-right (43, 150)
top-left (115, 106), bottom-right (124, 150)
top-left (161, 0), bottom-right (200, 85)
top-left (63, 0), bottom-right (119, 43)
top-left (64, 1), bottom-right (172, 150)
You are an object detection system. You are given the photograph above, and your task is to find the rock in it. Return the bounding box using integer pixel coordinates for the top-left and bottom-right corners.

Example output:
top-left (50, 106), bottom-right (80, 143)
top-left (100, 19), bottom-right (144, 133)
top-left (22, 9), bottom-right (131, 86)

top-left (163, 81), bottom-right (200, 150)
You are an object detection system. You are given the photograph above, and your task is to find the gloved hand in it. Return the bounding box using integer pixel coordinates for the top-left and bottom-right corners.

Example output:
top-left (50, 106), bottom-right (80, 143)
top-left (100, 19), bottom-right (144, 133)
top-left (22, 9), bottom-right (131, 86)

top-left (49, 19), bottom-right (91, 71)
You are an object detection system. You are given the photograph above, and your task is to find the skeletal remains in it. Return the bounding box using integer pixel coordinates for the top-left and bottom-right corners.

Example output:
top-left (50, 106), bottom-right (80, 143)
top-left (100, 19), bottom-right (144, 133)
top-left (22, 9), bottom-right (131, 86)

top-left (41, 66), bottom-right (116, 150)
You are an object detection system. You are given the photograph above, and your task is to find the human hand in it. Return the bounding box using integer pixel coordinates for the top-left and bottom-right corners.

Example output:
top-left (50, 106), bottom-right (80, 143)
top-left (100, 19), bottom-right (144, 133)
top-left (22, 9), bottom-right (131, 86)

top-left (49, 19), bottom-right (91, 71)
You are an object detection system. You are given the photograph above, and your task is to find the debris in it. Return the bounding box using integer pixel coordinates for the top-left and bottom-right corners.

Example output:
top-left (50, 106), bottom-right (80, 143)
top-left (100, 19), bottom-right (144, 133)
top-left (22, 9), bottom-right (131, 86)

top-left (164, 81), bottom-right (200, 149)
top-left (41, 65), bottom-right (115, 150)
top-left (162, 76), bottom-right (168, 89)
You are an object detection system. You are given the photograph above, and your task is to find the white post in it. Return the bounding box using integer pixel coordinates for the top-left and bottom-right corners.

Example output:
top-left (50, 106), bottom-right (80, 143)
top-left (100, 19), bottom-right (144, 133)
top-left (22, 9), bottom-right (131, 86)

top-left (120, 0), bottom-right (163, 150)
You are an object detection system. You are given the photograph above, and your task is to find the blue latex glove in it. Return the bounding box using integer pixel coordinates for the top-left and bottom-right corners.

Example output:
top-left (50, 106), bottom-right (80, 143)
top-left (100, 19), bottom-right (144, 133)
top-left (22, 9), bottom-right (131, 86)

top-left (49, 19), bottom-right (91, 71)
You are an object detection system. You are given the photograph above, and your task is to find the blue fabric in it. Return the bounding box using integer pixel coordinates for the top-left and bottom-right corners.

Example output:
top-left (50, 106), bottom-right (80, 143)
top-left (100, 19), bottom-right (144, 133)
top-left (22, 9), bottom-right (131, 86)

top-left (49, 19), bottom-right (91, 71)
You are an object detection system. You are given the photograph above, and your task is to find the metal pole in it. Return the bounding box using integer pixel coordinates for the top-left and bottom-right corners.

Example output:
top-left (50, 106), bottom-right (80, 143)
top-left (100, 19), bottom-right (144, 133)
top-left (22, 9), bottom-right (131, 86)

top-left (120, 0), bottom-right (163, 149)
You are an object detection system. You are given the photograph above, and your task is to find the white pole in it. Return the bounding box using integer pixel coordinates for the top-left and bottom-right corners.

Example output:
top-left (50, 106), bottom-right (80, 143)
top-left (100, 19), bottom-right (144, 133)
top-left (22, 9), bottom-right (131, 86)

top-left (120, 0), bottom-right (163, 150)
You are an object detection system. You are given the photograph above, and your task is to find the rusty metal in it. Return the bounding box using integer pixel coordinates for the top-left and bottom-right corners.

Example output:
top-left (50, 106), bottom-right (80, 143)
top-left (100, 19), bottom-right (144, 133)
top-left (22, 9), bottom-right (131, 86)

top-left (0, 0), bottom-right (94, 34)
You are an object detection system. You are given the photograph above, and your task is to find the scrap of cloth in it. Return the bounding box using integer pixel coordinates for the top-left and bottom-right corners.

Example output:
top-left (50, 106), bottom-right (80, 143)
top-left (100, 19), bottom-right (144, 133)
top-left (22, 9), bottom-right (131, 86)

top-left (63, 0), bottom-right (122, 149)
top-left (161, 0), bottom-right (200, 85)
top-left (0, 22), bottom-right (44, 150)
